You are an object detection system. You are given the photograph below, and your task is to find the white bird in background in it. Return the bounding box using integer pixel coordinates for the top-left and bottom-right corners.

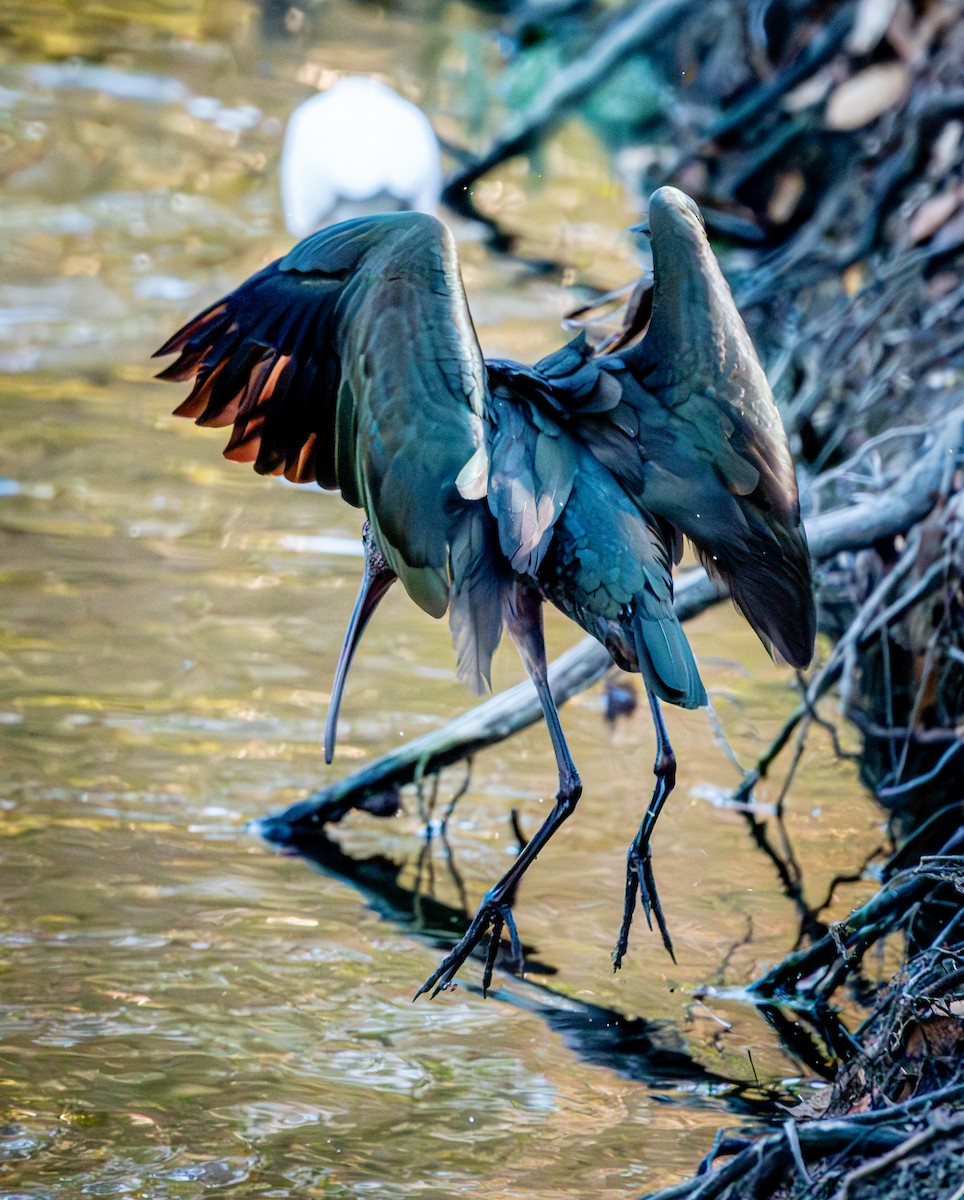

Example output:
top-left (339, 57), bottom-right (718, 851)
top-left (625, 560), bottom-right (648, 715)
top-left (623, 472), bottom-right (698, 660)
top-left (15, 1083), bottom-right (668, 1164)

top-left (281, 76), bottom-right (443, 237)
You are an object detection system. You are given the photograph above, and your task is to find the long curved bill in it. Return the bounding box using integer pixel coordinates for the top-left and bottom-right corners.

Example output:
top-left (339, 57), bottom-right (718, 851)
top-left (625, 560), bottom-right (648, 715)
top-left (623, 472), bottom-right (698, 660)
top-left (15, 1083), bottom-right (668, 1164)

top-left (324, 526), bottom-right (397, 764)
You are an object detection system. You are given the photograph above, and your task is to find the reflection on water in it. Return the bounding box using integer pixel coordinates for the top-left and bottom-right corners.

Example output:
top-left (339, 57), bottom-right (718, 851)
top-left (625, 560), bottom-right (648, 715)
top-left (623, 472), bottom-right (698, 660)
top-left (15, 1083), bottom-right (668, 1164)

top-left (0, 2), bottom-right (878, 1196)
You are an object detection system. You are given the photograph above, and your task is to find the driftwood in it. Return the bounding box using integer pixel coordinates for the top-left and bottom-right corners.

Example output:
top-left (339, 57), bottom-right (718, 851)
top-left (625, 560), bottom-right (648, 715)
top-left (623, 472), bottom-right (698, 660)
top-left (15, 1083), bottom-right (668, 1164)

top-left (258, 414), bottom-right (963, 837)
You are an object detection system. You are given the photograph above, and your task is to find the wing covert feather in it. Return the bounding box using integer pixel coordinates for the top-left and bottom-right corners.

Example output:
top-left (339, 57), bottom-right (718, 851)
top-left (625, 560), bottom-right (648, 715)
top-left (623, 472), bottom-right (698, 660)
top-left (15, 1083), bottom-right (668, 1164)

top-left (486, 385), bottom-right (576, 576)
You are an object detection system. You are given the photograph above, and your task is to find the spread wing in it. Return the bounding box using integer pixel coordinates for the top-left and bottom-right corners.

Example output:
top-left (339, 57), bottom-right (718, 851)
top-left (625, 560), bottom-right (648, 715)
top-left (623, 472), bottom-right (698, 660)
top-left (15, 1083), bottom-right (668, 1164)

top-left (612, 187), bottom-right (814, 667)
top-left (154, 212), bottom-right (489, 620)
top-left (522, 188), bottom-right (815, 669)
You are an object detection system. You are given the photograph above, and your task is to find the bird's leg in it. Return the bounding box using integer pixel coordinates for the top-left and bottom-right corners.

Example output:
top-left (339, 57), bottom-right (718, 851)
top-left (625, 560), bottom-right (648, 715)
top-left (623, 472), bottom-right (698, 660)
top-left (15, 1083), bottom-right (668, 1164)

top-left (325, 521), bottom-right (396, 764)
top-left (414, 584), bottom-right (582, 999)
top-left (613, 690), bottom-right (677, 969)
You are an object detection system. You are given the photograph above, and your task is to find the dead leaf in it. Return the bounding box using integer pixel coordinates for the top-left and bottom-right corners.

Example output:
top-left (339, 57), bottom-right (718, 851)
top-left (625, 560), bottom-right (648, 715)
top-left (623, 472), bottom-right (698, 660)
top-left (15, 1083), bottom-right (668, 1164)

top-left (825, 63), bottom-right (910, 131)
top-left (783, 1086), bottom-right (834, 1120)
top-left (934, 206), bottom-right (964, 251)
top-left (905, 1015), bottom-right (964, 1061)
top-left (846, 0), bottom-right (901, 55)
top-left (929, 120), bottom-right (962, 178)
top-left (843, 263), bottom-right (867, 296)
top-left (908, 188), bottom-right (964, 245)
top-left (768, 170), bottom-right (806, 224)
top-left (783, 68), bottom-right (835, 113)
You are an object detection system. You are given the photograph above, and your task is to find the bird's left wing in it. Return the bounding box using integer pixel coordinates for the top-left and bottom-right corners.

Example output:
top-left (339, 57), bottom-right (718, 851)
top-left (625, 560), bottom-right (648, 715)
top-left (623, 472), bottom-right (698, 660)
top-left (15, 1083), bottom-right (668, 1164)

top-left (155, 212), bottom-right (489, 620)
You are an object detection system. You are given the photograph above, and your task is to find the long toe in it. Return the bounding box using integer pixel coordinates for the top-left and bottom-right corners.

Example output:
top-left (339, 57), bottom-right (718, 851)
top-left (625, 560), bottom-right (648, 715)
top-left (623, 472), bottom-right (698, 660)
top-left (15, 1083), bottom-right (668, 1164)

top-left (638, 855), bottom-right (675, 962)
top-left (613, 847), bottom-right (676, 969)
top-left (413, 900), bottom-right (522, 1000)
top-left (613, 854), bottom-right (641, 971)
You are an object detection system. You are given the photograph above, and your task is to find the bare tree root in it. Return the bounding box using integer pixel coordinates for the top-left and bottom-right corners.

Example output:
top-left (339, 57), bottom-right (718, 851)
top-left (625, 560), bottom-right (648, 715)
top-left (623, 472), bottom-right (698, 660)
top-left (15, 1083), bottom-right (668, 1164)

top-left (647, 902), bottom-right (964, 1200)
top-left (750, 837), bottom-right (964, 1002)
top-left (642, 1090), bottom-right (964, 1200)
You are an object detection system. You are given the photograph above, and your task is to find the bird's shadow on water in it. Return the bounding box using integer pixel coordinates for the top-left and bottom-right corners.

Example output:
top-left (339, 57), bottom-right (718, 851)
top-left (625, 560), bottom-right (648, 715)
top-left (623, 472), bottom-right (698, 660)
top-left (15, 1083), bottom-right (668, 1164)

top-left (252, 813), bottom-right (806, 1120)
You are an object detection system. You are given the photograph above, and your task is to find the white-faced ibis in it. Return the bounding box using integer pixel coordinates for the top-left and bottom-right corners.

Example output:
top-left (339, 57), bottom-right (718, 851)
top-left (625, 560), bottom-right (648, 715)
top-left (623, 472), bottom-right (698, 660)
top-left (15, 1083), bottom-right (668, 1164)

top-left (281, 77), bottom-right (442, 237)
top-left (156, 187), bottom-right (815, 997)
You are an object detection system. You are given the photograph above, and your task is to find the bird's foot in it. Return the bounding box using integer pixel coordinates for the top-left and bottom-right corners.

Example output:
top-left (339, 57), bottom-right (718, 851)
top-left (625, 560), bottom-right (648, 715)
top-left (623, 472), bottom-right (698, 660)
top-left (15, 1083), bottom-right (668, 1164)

top-left (414, 896), bottom-right (524, 1000)
top-left (612, 843), bottom-right (675, 971)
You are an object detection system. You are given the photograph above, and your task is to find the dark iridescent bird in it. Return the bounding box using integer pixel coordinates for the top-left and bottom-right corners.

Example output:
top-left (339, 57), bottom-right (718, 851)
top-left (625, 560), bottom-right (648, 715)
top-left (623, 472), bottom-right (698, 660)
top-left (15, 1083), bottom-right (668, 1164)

top-left (156, 187), bottom-right (815, 996)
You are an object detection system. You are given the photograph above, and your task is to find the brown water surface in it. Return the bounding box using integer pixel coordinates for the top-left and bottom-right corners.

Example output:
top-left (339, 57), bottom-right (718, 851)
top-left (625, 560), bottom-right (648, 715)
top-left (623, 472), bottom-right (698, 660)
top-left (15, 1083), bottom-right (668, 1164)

top-left (0, 4), bottom-right (881, 1196)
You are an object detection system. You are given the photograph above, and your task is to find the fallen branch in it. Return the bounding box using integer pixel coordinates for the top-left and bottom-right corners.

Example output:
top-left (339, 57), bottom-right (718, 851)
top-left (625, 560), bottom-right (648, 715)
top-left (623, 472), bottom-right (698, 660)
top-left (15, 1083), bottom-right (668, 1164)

top-left (642, 1092), bottom-right (964, 1200)
top-left (648, 923), bottom-right (964, 1200)
top-left (256, 569), bottom-right (721, 834)
top-left (808, 412), bottom-right (963, 559)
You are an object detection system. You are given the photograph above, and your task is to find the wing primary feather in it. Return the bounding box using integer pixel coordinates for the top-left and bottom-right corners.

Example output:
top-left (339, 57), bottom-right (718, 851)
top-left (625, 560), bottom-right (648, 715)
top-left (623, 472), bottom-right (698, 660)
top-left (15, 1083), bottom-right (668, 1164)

top-left (152, 301), bottom-right (231, 360)
top-left (592, 186), bottom-right (815, 669)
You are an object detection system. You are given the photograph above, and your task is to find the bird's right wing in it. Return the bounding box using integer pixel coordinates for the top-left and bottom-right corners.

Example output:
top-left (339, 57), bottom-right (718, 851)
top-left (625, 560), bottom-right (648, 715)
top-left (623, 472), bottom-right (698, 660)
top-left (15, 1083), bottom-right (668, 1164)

top-left (608, 188), bottom-right (815, 668)
top-left (155, 212), bottom-right (489, 620)
top-left (516, 189), bottom-right (815, 670)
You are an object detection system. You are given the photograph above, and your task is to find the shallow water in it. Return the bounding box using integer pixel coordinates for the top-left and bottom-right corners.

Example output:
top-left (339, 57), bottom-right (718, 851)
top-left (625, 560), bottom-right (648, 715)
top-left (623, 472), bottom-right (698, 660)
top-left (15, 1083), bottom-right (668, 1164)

top-left (0, 4), bottom-right (883, 1197)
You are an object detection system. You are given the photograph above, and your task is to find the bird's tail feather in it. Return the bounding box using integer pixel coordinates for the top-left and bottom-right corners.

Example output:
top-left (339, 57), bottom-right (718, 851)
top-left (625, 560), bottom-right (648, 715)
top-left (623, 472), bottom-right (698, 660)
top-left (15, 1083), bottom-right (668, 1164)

top-left (633, 616), bottom-right (706, 709)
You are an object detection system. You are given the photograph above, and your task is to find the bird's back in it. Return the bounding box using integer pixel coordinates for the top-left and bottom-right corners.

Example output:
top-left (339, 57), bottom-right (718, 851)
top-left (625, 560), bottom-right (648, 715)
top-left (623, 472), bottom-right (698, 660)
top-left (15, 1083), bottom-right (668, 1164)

top-left (485, 368), bottom-right (706, 708)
